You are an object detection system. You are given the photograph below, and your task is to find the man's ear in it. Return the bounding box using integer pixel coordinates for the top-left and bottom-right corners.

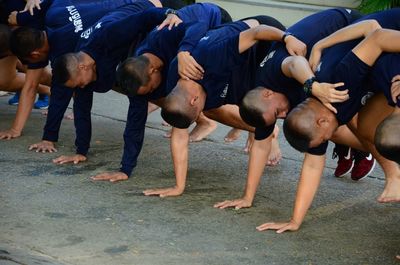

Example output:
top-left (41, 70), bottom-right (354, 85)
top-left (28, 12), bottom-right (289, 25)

top-left (316, 116), bottom-right (329, 128)
top-left (30, 50), bottom-right (41, 59)
top-left (149, 65), bottom-right (159, 75)
top-left (78, 63), bottom-right (86, 70)
top-left (190, 96), bottom-right (198, 106)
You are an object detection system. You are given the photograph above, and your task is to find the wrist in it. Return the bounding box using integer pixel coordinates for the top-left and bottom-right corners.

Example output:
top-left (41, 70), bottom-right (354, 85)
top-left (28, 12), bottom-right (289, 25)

top-left (178, 51), bottom-right (189, 56)
top-left (313, 41), bottom-right (323, 51)
top-left (290, 219), bottom-right (302, 228)
top-left (242, 192), bottom-right (255, 202)
top-left (282, 32), bottom-right (294, 43)
top-left (165, 8), bottom-right (177, 16)
top-left (174, 185), bottom-right (185, 192)
top-left (303, 76), bottom-right (317, 96)
top-left (10, 127), bottom-right (22, 134)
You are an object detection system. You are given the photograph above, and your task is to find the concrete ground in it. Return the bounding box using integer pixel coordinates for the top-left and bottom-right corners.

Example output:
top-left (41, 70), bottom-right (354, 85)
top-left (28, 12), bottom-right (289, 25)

top-left (0, 91), bottom-right (399, 265)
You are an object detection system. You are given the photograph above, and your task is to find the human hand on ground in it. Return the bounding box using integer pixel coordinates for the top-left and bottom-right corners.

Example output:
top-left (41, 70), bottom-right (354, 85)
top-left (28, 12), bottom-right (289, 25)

top-left (0, 128), bottom-right (21, 140)
top-left (29, 140), bottom-right (57, 153)
top-left (52, 154), bottom-right (87, 165)
top-left (91, 171), bottom-right (128, 182)
top-left (213, 197), bottom-right (253, 210)
top-left (143, 186), bottom-right (184, 197)
top-left (256, 219), bottom-right (300, 233)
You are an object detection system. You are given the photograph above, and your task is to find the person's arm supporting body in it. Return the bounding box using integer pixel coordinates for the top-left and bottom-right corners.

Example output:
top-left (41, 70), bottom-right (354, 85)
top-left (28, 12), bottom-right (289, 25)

top-left (143, 127), bottom-right (189, 196)
top-left (281, 55), bottom-right (348, 113)
top-left (257, 153), bottom-right (325, 233)
top-left (52, 88), bottom-right (93, 164)
top-left (309, 19), bottom-right (382, 71)
top-left (239, 24), bottom-right (307, 56)
top-left (91, 96), bottom-right (148, 182)
top-left (29, 82), bottom-right (74, 153)
top-left (0, 68), bottom-right (46, 140)
top-left (214, 135), bottom-right (273, 209)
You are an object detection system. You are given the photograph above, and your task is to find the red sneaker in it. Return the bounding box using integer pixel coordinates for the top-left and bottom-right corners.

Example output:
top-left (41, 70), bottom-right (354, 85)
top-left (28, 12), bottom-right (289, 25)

top-left (351, 152), bottom-right (376, 181)
top-left (332, 145), bottom-right (354, 178)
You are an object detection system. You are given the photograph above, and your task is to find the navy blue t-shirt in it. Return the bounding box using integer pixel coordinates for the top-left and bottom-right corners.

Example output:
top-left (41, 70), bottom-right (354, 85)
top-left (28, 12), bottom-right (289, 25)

top-left (135, 22), bottom-right (210, 100)
top-left (316, 8), bottom-right (400, 85)
top-left (166, 21), bottom-right (275, 110)
top-left (254, 8), bottom-right (358, 146)
top-left (15, 0), bottom-right (99, 29)
top-left (370, 53), bottom-right (400, 108)
top-left (80, 7), bottom-right (169, 93)
top-left (28, 0), bottom-right (152, 69)
top-left (120, 6), bottom-right (224, 176)
top-left (310, 8), bottom-right (400, 155)
top-left (176, 2), bottom-right (221, 52)
top-left (42, 0), bottom-right (155, 153)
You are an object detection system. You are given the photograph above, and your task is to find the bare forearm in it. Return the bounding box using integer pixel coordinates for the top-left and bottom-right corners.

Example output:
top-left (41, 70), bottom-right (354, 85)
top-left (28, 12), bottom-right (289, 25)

top-left (254, 25), bottom-right (283, 42)
top-left (315, 20), bottom-right (381, 51)
top-left (291, 154), bottom-right (326, 225)
top-left (204, 105), bottom-right (254, 132)
top-left (11, 69), bottom-right (43, 133)
top-left (171, 127), bottom-right (190, 190)
top-left (284, 56), bottom-right (314, 83)
top-left (354, 29), bottom-right (400, 67)
top-left (238, 25), bottom-right (284, 53)
top-left (243, 137), bottom-right (272, 201)
top-left (11, 81), bottom-right (38, 133)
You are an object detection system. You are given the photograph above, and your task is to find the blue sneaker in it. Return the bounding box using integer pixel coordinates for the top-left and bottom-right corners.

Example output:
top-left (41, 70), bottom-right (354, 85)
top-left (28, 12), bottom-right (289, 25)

top-left (8, 92), bottom-right (20, 105)
top-left (34, 94), bottom-right (49, 109)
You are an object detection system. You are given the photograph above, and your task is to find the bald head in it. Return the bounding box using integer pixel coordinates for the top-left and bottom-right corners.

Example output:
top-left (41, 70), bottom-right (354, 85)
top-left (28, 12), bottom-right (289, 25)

top-left (161, 79), bottom-right (202, 129)
top-left (240, 87), bottom-right (269, 127)
top-left (52, 52), bottom-right (79, 85)
top-left (283, 102), bottom-right (317, 152)
top-left (117, 56), bottom-right (150, 96)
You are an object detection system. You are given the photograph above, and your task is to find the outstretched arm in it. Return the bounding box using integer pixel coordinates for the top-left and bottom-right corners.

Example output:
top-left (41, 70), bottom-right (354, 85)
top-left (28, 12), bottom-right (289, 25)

top-left (214, 136), bottom-right (273, 209)
top-left (257, 153), bottom-right (325, 233)
top-left (309, 20), bottom-right (381, 71)
top-left (91, 96), bottom-right (148, 182)
top-left (0, 68), bottom-right (48, 140)
top-left (239, 24), bottom-right (306, 56)
top-left (143, 127), bottom-right (189, 197)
